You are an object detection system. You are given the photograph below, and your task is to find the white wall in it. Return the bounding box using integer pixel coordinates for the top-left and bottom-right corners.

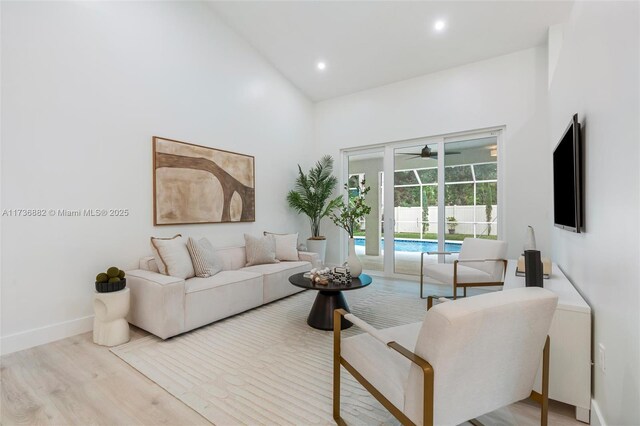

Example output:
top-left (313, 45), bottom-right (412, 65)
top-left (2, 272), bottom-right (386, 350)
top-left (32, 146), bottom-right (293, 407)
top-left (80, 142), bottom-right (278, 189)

top-left (548, 1), bottom-right (640, 424)
top-left (0, 1), bottom-right (314, 354)
top-left (315, 47), bottom-right (550, 266)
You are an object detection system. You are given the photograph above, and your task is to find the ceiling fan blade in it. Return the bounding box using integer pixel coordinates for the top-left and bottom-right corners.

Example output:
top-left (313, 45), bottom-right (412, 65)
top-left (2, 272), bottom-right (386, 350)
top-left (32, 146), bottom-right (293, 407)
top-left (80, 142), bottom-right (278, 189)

top-left (445, 151), bottom-right (461, 155)
top-left (398, 152), bottom-right (422, 156)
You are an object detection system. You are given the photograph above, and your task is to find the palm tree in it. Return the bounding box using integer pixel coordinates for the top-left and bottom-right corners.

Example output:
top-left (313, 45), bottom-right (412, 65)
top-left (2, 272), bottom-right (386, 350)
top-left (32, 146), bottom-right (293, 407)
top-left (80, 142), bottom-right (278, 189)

top-left (287, 155), bottom-right (342, 239)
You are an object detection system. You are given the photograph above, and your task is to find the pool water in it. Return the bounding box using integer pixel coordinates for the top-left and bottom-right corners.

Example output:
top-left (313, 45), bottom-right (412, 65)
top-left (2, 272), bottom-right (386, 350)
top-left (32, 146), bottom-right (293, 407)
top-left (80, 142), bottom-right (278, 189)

top-left (354, 237), bottom-right (462, 253)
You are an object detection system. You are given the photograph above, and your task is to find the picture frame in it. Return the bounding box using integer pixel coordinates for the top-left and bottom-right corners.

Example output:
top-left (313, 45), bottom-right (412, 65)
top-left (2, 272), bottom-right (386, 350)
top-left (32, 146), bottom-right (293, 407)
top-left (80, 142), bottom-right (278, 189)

top-left (153, 136), bottom-right (255, 225)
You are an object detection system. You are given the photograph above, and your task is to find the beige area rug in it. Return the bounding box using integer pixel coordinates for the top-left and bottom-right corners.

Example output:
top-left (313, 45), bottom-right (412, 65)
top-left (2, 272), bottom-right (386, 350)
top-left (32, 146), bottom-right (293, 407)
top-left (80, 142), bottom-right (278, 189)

top-left (111, 285), bottom-right (525, 425)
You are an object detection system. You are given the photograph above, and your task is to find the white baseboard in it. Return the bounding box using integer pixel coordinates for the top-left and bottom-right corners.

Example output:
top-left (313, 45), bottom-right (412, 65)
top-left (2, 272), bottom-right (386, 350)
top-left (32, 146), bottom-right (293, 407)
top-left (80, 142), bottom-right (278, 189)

top-left (591, 398), bottom-right (606, 426)
top-left (1, 315), bottom-right (94, 356)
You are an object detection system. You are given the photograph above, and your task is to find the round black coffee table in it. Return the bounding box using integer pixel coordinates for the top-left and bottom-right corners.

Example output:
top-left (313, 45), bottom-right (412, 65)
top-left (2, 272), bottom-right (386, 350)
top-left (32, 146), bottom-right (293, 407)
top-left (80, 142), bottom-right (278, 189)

top-left (288, 272), bottom-right (372, 330)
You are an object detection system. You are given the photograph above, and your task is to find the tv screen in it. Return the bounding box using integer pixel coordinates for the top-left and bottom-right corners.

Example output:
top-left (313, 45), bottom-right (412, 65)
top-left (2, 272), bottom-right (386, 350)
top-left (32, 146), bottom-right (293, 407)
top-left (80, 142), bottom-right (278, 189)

top-left (553, 114), bottom-right (582, 232)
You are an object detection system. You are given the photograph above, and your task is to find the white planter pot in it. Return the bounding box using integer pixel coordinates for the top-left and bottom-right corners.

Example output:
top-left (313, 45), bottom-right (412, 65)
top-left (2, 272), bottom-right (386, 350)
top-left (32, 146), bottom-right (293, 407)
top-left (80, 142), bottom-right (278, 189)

top-left (306, 238), bottom-right (327, 265)
top-left (346, 238), bottom-right (362, 278)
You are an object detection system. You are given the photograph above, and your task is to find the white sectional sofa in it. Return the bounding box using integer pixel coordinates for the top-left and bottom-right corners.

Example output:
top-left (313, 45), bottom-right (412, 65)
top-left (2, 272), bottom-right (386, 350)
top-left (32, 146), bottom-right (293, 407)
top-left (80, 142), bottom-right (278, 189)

top-left (126, 246), bottom-right (318, 339)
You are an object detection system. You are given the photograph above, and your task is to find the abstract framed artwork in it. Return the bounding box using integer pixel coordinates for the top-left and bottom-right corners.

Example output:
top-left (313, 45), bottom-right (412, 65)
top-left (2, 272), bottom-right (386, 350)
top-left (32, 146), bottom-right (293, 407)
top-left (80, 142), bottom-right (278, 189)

top-left (153, 136), bottom-right (255, 225)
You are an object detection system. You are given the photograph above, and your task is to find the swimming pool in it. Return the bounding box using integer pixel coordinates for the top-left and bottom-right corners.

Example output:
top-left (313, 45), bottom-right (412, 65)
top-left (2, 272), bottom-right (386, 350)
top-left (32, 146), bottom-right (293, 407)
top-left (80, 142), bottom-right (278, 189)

top-left (354, 237), bottom-right (462, 253)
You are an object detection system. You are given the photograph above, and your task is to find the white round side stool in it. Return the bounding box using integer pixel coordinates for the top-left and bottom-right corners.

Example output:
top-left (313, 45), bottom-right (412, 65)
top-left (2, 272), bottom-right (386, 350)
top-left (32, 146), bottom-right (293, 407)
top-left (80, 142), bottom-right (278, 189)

top-left (93, 287), bottom-right (130, 346)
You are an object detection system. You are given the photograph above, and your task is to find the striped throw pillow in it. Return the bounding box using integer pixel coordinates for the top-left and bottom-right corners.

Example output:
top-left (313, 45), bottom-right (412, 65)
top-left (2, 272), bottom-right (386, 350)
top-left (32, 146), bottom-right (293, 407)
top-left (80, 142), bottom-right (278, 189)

top-left (186, 237), bottom-right (223, 278)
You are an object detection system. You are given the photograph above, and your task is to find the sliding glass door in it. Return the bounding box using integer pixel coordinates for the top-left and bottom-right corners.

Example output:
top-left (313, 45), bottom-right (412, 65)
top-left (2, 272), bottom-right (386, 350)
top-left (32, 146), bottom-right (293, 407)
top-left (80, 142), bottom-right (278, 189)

top-left (345, 150), bottom-right (384, 273)
top-left (444, 136), bottom-right (499, 243)
top-left (342, 129), bottom-right (501, 278)
top-left (393, 142), bottom-right (439, 275)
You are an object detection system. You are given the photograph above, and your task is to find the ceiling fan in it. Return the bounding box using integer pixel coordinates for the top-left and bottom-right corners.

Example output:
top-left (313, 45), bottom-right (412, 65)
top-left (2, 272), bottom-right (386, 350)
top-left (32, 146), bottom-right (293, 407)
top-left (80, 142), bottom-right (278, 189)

top-left (398, 145), bottom-right (461, 159)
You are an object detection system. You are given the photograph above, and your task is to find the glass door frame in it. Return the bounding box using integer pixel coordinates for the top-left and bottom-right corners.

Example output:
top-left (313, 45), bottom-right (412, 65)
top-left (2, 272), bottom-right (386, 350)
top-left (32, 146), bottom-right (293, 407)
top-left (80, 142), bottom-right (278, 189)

top-left (340, 146), bottom-right (386, 274)
top-left (341, 127), bottom-right (504, 280)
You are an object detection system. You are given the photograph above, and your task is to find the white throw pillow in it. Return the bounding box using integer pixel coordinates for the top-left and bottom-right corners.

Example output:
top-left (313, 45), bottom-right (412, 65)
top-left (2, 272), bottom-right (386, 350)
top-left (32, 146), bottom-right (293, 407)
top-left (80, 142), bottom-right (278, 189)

top-left (264, 232), bottom-right (299, 261)
top-left (245, 234), bottom-right (279, 266)
top-left (150, 234), bottom-right (195, 279)
top-left (187, 237), bottom-right (223, 278)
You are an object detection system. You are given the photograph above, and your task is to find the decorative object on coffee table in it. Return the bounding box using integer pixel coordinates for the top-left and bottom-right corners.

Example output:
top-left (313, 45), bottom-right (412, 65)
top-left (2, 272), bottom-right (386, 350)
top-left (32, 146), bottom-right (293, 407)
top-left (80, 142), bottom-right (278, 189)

top-left (93, 287), bottom-right (130, 346)
top-left (153, 136), bottom-right (255, 225)
top-left (286, 155), bottom-right (342, 265)
top-left (288, 272), bottom-right (372, 330)
top-left (330, 179), bottom-right (371, 278)
top-left (95, 266), bottom-right (126, 293)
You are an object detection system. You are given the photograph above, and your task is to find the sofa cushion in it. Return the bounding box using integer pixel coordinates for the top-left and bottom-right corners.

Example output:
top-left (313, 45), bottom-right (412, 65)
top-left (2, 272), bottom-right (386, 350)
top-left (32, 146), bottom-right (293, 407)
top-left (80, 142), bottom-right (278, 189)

top-left (184, 272), bottom-right (263, 331)
top-left (185, 270), bottom-right (263, 293)
top-left (241, 261), bottom-right (309, 275)
top-left (139, 256), bottom-right (159, 273)
top-left (150, 234), bottom-right (195, 279)
top-left (264, 232), bottom-right (299, 261)
top-left (241, 261), bottom-right (310, 303)
top-left (186, 237), bottom-right (223, 278)
top-left (244, 234), bottom-right (279, 266)
top-left (211, 246), bottom-right (247, 271)
top-left (342, 322), bottom-right (422, 411)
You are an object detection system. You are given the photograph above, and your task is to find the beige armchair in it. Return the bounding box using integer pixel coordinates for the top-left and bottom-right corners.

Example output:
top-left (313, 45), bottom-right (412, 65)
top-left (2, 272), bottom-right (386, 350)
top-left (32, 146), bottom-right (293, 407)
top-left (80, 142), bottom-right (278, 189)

top-left (334, 287), bottom-right (558, 426)
top-left (419, 238), bottom-right (508, 306)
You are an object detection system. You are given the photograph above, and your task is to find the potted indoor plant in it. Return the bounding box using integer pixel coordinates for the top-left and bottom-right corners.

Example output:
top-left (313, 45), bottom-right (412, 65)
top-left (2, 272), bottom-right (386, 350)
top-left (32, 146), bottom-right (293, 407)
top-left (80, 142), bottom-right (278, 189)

top-left (95, 266), bottom-right (126, 293)
top-left (447, 216), bottom-right (458, 235)
top-left (330, 180), bottom-right (371, 277)
top-left (286, 155), bottom-right (342, 263)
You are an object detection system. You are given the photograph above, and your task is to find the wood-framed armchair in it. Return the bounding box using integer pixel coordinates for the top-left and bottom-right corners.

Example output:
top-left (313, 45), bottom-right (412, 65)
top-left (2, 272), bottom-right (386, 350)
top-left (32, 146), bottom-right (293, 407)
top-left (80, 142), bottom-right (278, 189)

top-left (333, 287), bottom-right (558, 426)
top-left (419, 238), bottom-right (508, 305)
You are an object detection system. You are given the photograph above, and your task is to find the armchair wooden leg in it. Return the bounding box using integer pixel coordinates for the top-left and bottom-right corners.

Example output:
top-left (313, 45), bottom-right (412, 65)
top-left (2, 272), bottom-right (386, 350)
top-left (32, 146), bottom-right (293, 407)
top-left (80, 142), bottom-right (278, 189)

top-left (463, 287), bottom-right (467, 297)
top-left (541, 336), bottom-right (550, 426)
top-left (453, 283), bottom-right (457, 300)
top-left (427, 296), bottom-right (434, 310)
top-left (530, 336), bottom-right (551, 426)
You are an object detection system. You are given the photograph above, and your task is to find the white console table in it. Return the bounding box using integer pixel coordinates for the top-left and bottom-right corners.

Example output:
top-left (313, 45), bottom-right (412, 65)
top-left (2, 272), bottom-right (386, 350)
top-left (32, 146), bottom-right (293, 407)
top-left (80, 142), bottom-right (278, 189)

top-left (504, 261), bottom-right (591, 423)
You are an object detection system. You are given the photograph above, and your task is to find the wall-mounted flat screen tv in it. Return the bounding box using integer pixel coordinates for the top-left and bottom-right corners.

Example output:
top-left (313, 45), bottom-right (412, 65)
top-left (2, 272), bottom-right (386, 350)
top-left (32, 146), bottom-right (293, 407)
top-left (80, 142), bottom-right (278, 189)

top-left (553, 113), bottom-right (582, 233)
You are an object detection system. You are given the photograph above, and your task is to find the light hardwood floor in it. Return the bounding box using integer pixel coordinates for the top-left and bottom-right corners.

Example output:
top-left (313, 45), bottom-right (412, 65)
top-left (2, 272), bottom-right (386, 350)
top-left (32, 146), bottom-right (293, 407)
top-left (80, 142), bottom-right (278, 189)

top-left (1, 280), bottom-right (584, 426)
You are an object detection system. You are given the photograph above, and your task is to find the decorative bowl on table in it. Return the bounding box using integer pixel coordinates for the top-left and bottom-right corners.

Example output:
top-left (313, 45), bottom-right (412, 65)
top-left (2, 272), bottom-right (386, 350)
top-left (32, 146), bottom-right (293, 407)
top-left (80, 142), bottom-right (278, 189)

top-left (95, 267), bottom-right (127, 293)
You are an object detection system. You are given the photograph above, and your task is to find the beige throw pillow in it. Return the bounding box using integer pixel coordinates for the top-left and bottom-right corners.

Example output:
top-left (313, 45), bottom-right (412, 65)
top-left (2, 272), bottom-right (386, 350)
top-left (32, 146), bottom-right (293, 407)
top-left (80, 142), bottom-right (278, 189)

top-left (264, 231), bottom-right (299, 261)
top-left (245, 234), bottom-right (279, 266)
top-left (187, 237), bottom-right (223, 278)
top-left (150, 234), bottom-right (195, 279)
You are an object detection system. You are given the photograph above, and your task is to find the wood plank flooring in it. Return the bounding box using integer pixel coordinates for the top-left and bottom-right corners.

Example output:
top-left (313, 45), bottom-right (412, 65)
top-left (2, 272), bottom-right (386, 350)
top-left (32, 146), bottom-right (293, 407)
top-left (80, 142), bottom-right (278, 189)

top-left (1, 327), bottom-right (209, 425)
top-left (1, 279), bottom-right (584, 426)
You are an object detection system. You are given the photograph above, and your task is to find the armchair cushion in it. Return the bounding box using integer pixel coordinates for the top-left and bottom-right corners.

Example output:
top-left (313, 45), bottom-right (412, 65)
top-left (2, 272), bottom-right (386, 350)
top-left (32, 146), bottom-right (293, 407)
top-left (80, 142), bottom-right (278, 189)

top-left (458, 238), bottom-right (508, 280)
top-left (423, 263), bottom-right (493, 285)
top-left (342, 322), bottom-right (422, 410)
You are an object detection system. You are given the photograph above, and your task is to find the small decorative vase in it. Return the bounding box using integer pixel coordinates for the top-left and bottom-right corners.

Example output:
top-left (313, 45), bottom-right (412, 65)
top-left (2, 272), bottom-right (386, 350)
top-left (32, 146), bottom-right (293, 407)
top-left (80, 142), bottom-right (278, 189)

top-left (346, 237), bottom-right (362, 278)
top-left (524, 225), bottom-right (537, 251)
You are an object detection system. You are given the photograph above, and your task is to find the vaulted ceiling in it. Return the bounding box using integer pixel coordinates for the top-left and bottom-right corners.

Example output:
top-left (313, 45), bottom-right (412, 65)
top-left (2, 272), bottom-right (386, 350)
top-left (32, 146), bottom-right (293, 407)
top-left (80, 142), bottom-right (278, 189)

top-left (209, 1), bottom-right (574, 101)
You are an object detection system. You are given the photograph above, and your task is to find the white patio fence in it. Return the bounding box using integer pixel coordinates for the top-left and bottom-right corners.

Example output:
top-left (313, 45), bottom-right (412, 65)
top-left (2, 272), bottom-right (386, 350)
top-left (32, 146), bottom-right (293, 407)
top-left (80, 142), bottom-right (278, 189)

top-left (394, 205), bottom-right (497, 237)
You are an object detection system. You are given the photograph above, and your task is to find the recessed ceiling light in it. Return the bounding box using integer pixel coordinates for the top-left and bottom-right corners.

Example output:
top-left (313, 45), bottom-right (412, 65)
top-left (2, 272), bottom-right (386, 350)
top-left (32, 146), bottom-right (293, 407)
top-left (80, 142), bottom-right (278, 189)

top-left (434, 20), bottom-right (446, 32)
top-left (317, 61), bottom-right (326, 71)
